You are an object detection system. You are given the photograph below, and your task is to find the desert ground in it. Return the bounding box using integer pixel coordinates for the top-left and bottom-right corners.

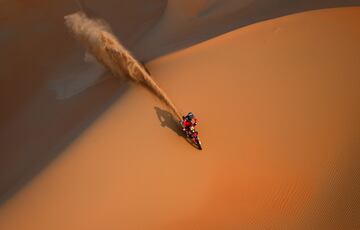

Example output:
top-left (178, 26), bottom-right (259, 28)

top-left (1, 1), bottom-right (360, 229)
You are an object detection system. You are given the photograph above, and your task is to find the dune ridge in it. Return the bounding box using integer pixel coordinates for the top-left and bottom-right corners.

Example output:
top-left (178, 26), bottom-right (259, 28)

top-left (64, 12), bottom-right (181, 120)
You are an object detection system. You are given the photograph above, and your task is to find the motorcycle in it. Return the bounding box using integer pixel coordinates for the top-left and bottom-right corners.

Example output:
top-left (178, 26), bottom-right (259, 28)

top-left (182, 125), bottom-right (202, 150)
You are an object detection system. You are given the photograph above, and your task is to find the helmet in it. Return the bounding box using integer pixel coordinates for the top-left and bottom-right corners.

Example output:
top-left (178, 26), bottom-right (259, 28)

top-left (184, 112), bottom-right (193, 121)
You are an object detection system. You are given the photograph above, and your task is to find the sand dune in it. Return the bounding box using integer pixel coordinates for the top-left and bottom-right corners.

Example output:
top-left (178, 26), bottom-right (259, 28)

top-left (133, 0), bottom-right (360, 60)
top-left (0, 0), bottom-right (167, 201)
top-left (0, 6), bottom-right (359, 229)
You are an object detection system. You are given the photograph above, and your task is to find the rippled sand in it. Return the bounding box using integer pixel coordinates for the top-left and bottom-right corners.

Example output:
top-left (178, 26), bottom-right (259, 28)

top-left (1, 6), bottom-right (359, 229)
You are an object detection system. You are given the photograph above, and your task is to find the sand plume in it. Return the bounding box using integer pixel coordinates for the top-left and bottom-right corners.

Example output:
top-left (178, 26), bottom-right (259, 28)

top-left (64, 12), bottom-right (181, 120)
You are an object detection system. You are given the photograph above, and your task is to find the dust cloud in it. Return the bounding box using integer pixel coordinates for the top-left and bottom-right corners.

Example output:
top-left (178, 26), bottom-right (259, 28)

top-left (64, 12), bottom-right (182, 120)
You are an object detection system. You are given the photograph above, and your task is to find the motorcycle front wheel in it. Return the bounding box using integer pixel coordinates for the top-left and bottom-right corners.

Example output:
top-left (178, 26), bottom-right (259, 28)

top-left (195, 138), bottom-right (202, 150)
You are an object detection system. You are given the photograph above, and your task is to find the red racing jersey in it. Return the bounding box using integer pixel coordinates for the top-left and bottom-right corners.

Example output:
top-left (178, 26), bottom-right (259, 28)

top-left (182, 118), bottom-right (197, 129)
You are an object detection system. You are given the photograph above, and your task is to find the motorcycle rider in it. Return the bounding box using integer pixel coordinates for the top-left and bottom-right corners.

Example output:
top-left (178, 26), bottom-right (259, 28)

top-left (181, 112), bottom-right (198, 133)
top-left (181, 112), bottom-right (202, 150)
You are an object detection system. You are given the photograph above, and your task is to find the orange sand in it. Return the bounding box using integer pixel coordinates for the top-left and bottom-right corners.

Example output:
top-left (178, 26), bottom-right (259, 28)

top-left (1, 6), bottom-right (360, 229)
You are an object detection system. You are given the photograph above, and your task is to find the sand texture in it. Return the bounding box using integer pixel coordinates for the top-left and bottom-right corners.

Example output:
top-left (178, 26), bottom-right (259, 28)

top-left (1, 4), bottom-right (360, 229)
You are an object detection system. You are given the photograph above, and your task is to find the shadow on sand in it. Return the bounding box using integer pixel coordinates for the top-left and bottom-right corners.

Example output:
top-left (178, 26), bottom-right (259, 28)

top-left (0, 78), bottom-right (129, 206)
top-left (154, 106), bottom-right (183, 136)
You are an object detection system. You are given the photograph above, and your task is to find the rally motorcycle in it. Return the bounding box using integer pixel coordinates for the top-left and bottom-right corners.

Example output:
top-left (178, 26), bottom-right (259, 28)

top-left (182, 125), bottom-right (202, 150)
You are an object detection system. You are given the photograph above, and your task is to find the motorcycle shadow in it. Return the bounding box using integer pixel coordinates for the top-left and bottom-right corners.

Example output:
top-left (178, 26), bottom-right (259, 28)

top-left (154, 106), bottom-right (199, 149)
